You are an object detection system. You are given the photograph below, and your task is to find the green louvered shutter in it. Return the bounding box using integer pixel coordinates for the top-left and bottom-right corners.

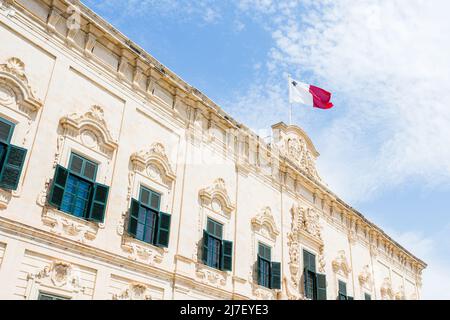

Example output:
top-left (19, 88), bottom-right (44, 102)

top-left (316, 273), bottom-right (327, 300)
top-left (304, 268), bottom-right (311, 299)
top-left (270, 262), bottom-right (281, 290)
top-left (155, 212), bottom-right (171, 247)
top-left (364, 293), bottom-right (371, 300)
top-left (49, 165), bottom-right (69, 208)
top-left (87, 183), bottom-right (109, 222)
top-left (0, 145), bottom-right (27, 191)
top-left (221, 240), bottom-right (233, 271)
top-left (347, 296), bottom-right (354, 300)
top-left (128, 198), bottom-right (140, 237)
top-left (202, 230), bottom-right (209, 265)
top-left (338, 280), bottom-right (347, 300)
top-left (257, 256), bottom-right (262, 285)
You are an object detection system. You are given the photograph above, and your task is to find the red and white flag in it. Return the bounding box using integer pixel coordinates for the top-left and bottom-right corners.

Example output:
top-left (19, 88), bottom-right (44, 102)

top-left (289, 77), bottom-right (334, 110)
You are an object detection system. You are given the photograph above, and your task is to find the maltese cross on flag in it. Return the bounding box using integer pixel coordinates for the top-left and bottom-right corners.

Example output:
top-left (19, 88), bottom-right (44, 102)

top-left (289, 78), bottom-right (334, 110)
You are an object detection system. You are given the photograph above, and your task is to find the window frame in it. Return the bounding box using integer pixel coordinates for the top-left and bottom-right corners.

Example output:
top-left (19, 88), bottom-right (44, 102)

top-left (257, 242), bottom-right (272, 289)
top-left (133, 185), bottom-right (161, 245)
top-left (59, 152), bottom-right (99, 219)
top-left (0, 117), bottom-right (15, 144)
top-left (205, 217), bottom-right (224, 270)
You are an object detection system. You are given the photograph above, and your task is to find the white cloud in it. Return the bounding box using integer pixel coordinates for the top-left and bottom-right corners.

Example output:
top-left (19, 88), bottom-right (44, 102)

top-left (230, 0), bottom-right (450, 204)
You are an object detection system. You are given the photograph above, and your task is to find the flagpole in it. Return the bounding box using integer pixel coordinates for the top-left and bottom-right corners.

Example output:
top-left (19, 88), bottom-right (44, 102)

top-left (288, 74), bottom-right (293, 125)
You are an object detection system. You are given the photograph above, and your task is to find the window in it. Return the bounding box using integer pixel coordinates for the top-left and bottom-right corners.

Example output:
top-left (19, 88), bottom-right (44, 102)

top-left (257, 243), bottom-right (281, 290)
top-left (48, 152), bottom-right (109, 223)
top-left (338, 280), bottom-right (353, 300)
top-left (202, 218), bottom-right (233, 271)
top-left (38, 292), bottom-right (69, 300)
top-left (258, 243), bottom-right (271, 288)
top-left (303, 250), bottom-right (327, 300)
top-left (128, 186), bottom-right (171, 248)
top-left (364, 293), bottom-right (372, 300)
top-left (0, 117), bottom-right (27, 191)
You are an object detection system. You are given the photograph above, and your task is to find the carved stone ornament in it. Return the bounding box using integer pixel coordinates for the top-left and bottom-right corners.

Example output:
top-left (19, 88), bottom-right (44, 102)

top-left (380, 277), bottom-right (394, 300)
top-left (112, 282), bottom-right (152, 300)
top-left (121, 236), bottom-right (166, 266)
top-left (287, 204), bottom-right (325, 289)
top-left (41, 206), bottom-right (105, 243)
top-left (273, 124), bottom-right (320, 181)
top-left (26, 261), bottom-right (85, 296)
top-left (394, 285), bottom-right (405, 300)
top-left (0, 188), bottom-right (12, 210)
top-left (130, 142), bottom-right (176, 183)
top-left (199, 178), bottom-right (235, 215)
top-left (59, 105), bottom-right (118, 157)
top-left (251, 206), bottom-right (280, 240)
top-left (332, 250), bottom-right (352, 277)
top-left (252, 284), bottom-right (275, 300)
top-left (195, 263), bottom-right (227, 287)
top-left (290, 205), bottom-right (323, 242)
top-left (0, 57), bottom-right (42, 115)
top-left (358, 265), bottom-right (372, 290)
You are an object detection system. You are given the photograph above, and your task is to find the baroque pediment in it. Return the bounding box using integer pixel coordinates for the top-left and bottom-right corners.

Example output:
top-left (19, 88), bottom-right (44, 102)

top-left (0, 57), bottom-right (42, 114)
top-left (272, 122), bottom-right (320, 180)
top-left (251, 206), bottom-right (280, 240)
top-left (199, 178), bottom-right (235, 215)
top-left (59, 105), bottom-right (118, 155)
top-left (130, 142), bottom-right (176, 182)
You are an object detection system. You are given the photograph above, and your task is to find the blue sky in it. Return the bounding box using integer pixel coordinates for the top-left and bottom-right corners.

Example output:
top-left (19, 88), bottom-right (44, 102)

top-left (82, 0), bottom-right (450, 299)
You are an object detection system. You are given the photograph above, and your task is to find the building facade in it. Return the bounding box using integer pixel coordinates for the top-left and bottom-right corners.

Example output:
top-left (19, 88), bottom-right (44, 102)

top-left (0, 0), bottom-right (426, 300)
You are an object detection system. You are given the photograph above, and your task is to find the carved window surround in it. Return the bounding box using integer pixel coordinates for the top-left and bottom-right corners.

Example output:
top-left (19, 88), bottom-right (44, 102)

top-left (287, 204), bottom-right (325, 294)
top-left (25, 261), bottom-right (86, 300)
top-left (0, 57), bottom-right (43, 208)
top-left (194, 178), bottom-right (235, 262)
top-left (119, 142), bottom-right (175, 264)
top-left (249, 206), bottom-right (280, 297)
top-left (37, 105), bottom-right (118, 241)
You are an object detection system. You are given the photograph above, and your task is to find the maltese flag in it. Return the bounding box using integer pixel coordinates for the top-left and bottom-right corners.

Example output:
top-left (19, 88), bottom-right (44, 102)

top-left (289, 78), bottom-right (334, 109)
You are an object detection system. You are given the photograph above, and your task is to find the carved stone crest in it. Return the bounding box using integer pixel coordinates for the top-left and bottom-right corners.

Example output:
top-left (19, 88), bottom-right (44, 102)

top-left (332, 250), bottom-right (352, 277)
top-left (112, 282), bottom-right (152, 300)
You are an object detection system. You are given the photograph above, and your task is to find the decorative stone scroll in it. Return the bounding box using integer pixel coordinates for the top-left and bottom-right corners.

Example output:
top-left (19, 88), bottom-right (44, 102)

top-left (195, 263), bottom-right (227, 287)
top-left (332, 250), bottom-right (352, 277)
top-left (121, 236), bottom-right (166, 266)
top-left (251, 206), bottom-right (280, 241)
top-left (112, 282), bottom-right (152, 300)
top-left (41, 206), bottom-right (105, 243)
top-left (0, 57), bottom-right (42, 116)
top-left (199, 178), bottom-right (235, 216)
